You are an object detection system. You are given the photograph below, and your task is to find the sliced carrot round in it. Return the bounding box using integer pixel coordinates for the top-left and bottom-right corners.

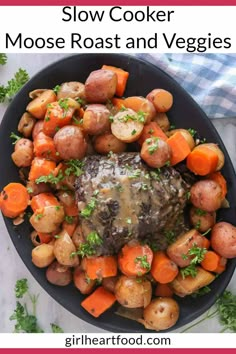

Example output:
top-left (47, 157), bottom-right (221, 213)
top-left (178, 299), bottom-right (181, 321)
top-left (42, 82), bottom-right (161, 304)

top-left (0, 183), bottom-right (29, 218)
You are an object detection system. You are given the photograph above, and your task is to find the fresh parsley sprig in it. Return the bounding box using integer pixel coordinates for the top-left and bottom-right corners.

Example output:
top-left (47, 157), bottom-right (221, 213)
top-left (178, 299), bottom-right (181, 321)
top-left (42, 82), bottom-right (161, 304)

top-left (0, 68), bottom-right (29, 103)
top-left (0, 53), bottom-right (7, 65)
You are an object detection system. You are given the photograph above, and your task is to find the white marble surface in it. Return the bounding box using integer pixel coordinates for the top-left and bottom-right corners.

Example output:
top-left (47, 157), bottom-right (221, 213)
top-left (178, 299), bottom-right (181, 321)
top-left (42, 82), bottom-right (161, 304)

top-left (0, 54), bottom-right (236, 333)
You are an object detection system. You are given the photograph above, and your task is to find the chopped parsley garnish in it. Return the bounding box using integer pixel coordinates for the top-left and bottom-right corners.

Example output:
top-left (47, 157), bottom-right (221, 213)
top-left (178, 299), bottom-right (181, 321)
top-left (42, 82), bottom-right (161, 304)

top-left (64, 159), bottom-right (84, 177)
top-left (147, 137), bottom-right (159, 155)
top-left (195, 220), bottom-right (201, 230)
top-left (195, 208), bottom-right (206, 216)
top-left (0, 68), bottom-right (29, 103)
top-left (0, 53), bottom-right (7, 65)
top-left (131, 129), bottom-right (137, 135)
top-left (80, 193), bottom-right (98, 218)
top-left (191, 286), bottom-right (211, 298)
top-left (15, 279), bottom-right (28, 299)
top-left (188, 128), bottom-right (197, 137)
top-left (180, 244), bottom-right (207, 279)
top-left (141, 183), bottom-right (149, 191)
top-left (71, 231), bottom-right (103, 258)
top-left (128, 169), bottom-right (142, 179)
top-left (64, 215), bottom-right (74, 224)
top-left (126, 217), bottom-right (132, 224)
top-left (35, 170), bottom-right (64, 185)
top-left (76, 97), bottom-right (85, 105)
top-left (35, 213), bottom-right (43, 220)
top-left (180, 264), bottom-right (198, 279)
top-left (150, 169), bottom-right (161, 181)
top-left (10, 132), bottom-right (22, 144)
top-left (135, 255), bottom-right (151, 271)
top-left (58, 98), bottom-right (69, 112)
top-left (53, 85), bottom-right (61, 94)
top-left (164, 230), bottom-right (176, 245)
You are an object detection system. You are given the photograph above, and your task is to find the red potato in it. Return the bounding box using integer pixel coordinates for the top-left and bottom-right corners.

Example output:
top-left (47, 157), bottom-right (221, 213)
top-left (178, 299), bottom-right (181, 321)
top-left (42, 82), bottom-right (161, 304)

top-left (170, 267), bottom-right (215, 297)
top-left (17, 112), bottom-right (36, 138)
top-left (73, 266), bottom-right (96, 294)
top-left (152, 113), bottom-right (170, 132)
top-left (26, 90), bottom-right (57, 119)
top-left (32, 243), bottom-right (55, 268)
top-left (141, 137), bottom-right (171, 168)
top-left (57, 81), bottom-right (86, 101)
top-left (46, 260), bottom-right (72, 286)
top-left (142, 297), bottom-right (179, 331)
top-left (189, 206), bottom-right (216, 232)
top-left (102, 276), bottom-right (118, 294)
top-left (123, 96), bottom-right (156, 124)
top-left (72, 225), bottom-right (85, 248)
top-left (167, 229), bottom-right (208, 267)
top-left (211, 222), bottom-right (236, 258)
top-left (94, 132), bottom-right (127, 155)
top-left (85, 69), bottom-right (117, 103)
top-left (111, 109), bottom-right (144, 143)
top-left (53, 125), bottom-right (87, 160)
top-left (83, 104), bottom-right (111, 135)
top-left (147, 89), bottom-right (173, 113)
top-left (115, 275), bottom-right (152, 308)
top-left (190, 180), bottom-right (223, 212)
top-left (32, 120), bottom-right (44, 140)
top-left (11, 138), bottom-right (34, 167)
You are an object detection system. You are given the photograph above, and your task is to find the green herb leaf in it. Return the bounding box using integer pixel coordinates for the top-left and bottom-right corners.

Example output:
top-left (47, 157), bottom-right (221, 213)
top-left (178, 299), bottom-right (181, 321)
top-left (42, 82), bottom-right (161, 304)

top-left (53, 85), bottom-right (61, 94)
top-left (0, 53), bottom-right (7, 65)
top-left (65, 159), bottom-right (84, 177)
top-left (15, 279), bottom-right (28, 299)
top-left (51, 323), bottom-right (64, 333)
top-left (195, 208), bottom-right (206, 216)
top-left (80, 197), bottom-right (97, 218)
top-left (74, 231), bottom-right (103, 258)
top-left (135, 255), bottom-right (151, 271)
top-left (3, 69), bottom-right (29, 102)
top-left (180, 264), bottom-right (198, 279)
top-left (10, 132), bottom-right (22, 144)
top-left (35, 170), bottom-right (64, 185)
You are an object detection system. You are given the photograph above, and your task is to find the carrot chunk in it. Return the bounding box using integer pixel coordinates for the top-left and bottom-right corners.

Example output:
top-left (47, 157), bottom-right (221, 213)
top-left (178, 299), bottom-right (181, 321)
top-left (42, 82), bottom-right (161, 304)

top-left (138, 122), bottom-right (168, 145)
top-left (28, 158), bottom-right (56, 181)
top-left (81, 286), bottom-right (116, 318)
top-left (33, 132), bottom-right (59, 162)
top-left (151, 251), bottom-right (179, 284)
top-left (186, 146), bottom-right (218, 176)
top-left (0, 183), bottom-right (29, 218)
top-left (167, 131), bottom-right (191, 166)
top-left (31, 192), bottom-right (60, 212)
top-left (201, 250), bottom-right (226, 274)
top-left (102, 65), bottom-right (129, 97)
top-left (118, 243), bottom-right (153, 277)
top-left (112, 97), bottom-right (125, 110)
top-left (83, 256), bottom-right (118, 280)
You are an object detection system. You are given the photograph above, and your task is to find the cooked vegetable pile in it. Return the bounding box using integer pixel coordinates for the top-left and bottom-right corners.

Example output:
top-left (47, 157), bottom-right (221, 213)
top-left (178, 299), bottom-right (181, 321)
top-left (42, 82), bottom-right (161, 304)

top-left (1, 63), bottom-right (236, 332)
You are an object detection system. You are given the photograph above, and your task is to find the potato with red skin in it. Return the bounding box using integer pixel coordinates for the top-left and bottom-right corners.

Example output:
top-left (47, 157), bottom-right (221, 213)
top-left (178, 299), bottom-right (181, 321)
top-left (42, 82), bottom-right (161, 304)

top-left (32, 120), bottom-right (44, 140)
top-left (83, 104), bottom-right (111, 135)
top-left (57, 82), bottom-right (85, 101)
top-left (142, 297), bottom-right (179, 331)
top-left (141, 137), bottom-right (171, 168)
top-left (190, 180), bottom-right (223, 212)
top-left (189, 206), bottom-right (216, 232)
top-left (153, 113), bottom-right (170, 132)
top-left (85, 69), bottom-right (117, 103)
top-left (211, 222), bottom-right (236, 258)
top-left (46, 260), bottom-right (72, 286)
top-left (53, 125), bottom-right (87, 160)
top-left (146, 89), bottom-right (173, 113)
top-left (72, 225), bottom-right (85, 248)
top-left (26, 90), bottom-right (57, 119)
top-left (94, 132), bottom-right (127, 154)
top-left (111, 109), bottom-right (144, 143)
top-left (73, 266), bottom-right (96, 294)
top-left (11, 138), bottom-right (34, 167)
top-left (102, 276), bottom-right (118, 294)
top-left (167, 229), bottom-right (207, 268)
top-left (18, 112), bottom-right (36, 138)
top-left (114, 275), bottom-right (152, 308)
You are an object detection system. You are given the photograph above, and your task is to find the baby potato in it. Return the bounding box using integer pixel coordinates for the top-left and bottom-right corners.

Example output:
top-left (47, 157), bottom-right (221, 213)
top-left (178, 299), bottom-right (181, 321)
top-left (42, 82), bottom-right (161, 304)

top-left (72, 225), bottom-right (85, 248)
top-left (141, 137), bottom-right (171, 168)
top-left (168, 129), bottom-right (195, 150)
top-left (167, 229), bottom-right (207, 267)
top-left (11, 138), bottom-right (34, 167)
top-left (18, 112), bottom-right (36, 138)
top-left (32, 120), bottom-right (44, 140)
top-left (30, 205), bottom-right (65, 233)
top-left (142, 297), bottom-right (179, 331)
top-left (152, 113), bottom-right (170, 132)
top-left (196, 143), bottom-right (225, 171)
top-left (54, 230), bottom-right (79, 267)
top-left (53, 125), bottom-right (87, 160)
top-left (26, 89), bottom-right (57, 119)
top-left (111, 109), bottom-right (144, 143)
top-left (190, 180), bottom-right (223, 212)
top-left (115, 275), bottom-right (152, 308)
top-left (85, 69), bottom-right (117, 103)
top-left (73, 266), bottom-right (96, 294)
top-left (146, 89), bottom-right (173, 113)
top-left (46, 260), bottom-right (72, 286)
top-left (83, 104), bottom-right (110, 135)
top-left (123, 96), bottom-right (156, 124)
top-left (57, 81), bottom-right (86, 101)
top-left (189, 206), bottom-right (216, 232)
top-left (32, 243), bottom-right (55, 268)
top-left (211, 222), bottom-right (236, 258)
top-left (171, 267), bottom-right (215, 297)
top-left (94, 132), bottom-right (127, 155)
top-left (102, 276), bottom-right (118, 293)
